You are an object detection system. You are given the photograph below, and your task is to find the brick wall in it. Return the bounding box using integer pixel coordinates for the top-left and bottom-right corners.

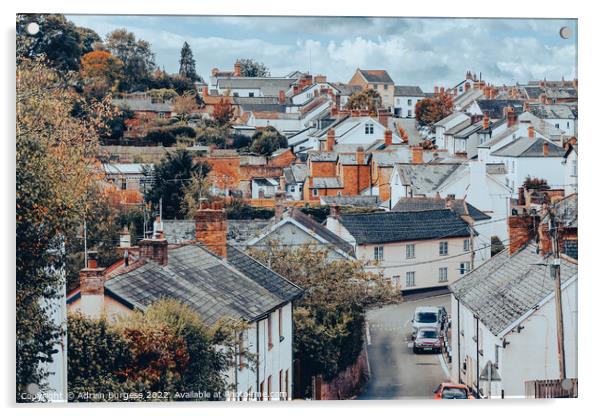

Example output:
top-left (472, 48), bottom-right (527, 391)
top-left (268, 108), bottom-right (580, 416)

top-left (194, 208), bottom-right (227, 257)
top-left (138, 238), bottom-right (168, 265)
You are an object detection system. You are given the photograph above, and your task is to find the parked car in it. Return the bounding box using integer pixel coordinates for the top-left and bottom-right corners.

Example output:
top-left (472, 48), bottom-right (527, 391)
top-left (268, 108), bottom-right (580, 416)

top-left (433, 383), bottom-right (474, 399)
top-left (413, 327), bottom-right (441, 353)
top-left (411, 306), bottom-right (442, 339)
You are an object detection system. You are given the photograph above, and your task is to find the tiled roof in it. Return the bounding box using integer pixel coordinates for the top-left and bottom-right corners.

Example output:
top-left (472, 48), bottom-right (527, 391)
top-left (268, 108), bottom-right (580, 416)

top-left (391, 197), bottom-right (491, 221)
top-left (308, 151), bottom-right (338, 162)
top-left (226, 245), bottom-right (304, 301)
top-left (450, 243), bottom-right (578, 335)
top-left (358, 69), bottom-right (394, 84)
top-left (104, 244), bottom-right (290, 325)
top-left (394, 86), bottom-right (424, 96)
top-left (490, 137), bottom-right (565, 158)
top-left (339, 209), bottom-right (471, 244)
top-left (289, 209), bottom-right (355, 257)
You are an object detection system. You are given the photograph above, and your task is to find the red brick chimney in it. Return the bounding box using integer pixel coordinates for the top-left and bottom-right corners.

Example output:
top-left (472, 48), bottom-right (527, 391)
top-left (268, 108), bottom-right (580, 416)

top-left (139, 221), bottom-right (168, 266)
top-left (378, 110), bottom-right (390, 128)
top-left (356, 146), bottom-right (365, 165)
top-left (194, 199), bottom-right (227, 258)
top-left (274, 191), bottom-right (286, 221)
top-left (314, 74), bottom-right (327, 83)
top-left (279, 175), bottom-right (286, 191)
top-left (483, 114), bottom-right (490, 130)
top-left (293, 85), bottom-right (300, 95)
top-left (543, 141), bottom-right (549, 156)
top-left (384, 129), bottom-right (393, 146)
top-left (508, 215), bottom-right (535, 256)
top-left (434, 86), bottom-right (439, 94)
top-left (412, 146), bottom-right (424, 164)
top-left (528, 126), bottom-right (535, 139)
top-left (79, 251), bottom-right (106, 318)
top-left (537, 221), bottom-right (553, 256)
top-left (234, 62), bottom-right (241, 77)
top-left (507, 107), bottom-right (517, 127)
top-left (326, 129), bottom-right (335, 152)
top-left (279, 90), bottom-right (286, 105)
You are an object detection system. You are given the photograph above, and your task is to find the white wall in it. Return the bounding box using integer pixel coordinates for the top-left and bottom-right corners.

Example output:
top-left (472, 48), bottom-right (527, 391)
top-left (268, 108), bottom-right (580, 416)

top-left (394, 96), bottom-right (422, 118)
top-left (563, 150), bottom-right (578, 196)
top-left (356, 237), bottom-right (473, 290)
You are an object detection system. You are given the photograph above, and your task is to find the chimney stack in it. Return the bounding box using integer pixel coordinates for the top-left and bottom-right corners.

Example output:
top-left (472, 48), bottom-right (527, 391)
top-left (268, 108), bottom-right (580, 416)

top-left (378, 110), bottom-right (390, 127)
top-left (528, 125), bottom-right (535, 139)
top-left (356, 146), bottom-right (365, 165)
top-left (483, 114), bottom-right (490, 130)
top-left (508, 215), bottom-right (536, 256)
top-left (412, 146), bottom-right (424, 164)
top-left (139, 218), bottom-right (168, 266)
top-left (314, 74), bottom-right (327, 84)
top-left (543, 141), bottom-right (549, 156)
top-left (279, 90), bottom-right (286, 105)
top-left (279, 175), bottom-right (286, 192)
top-left (434, 86), bottom-right (439, 94)
top-left (384, 129), bottom-right (393, 146)
top-left (507, 107), bottom-right (517, 127)
top-left (79, 251), bottom-right (106, 318)
top-left (194, 199), bottom-right (228, 258)
top-left (326, 129), bottom-right (335, 152)
top-left (274, 191), bottom-right (286, 222)
top-left (119, 227), bottom-right (131, 248)
top-left (234, 62), bottom-right (241, 77)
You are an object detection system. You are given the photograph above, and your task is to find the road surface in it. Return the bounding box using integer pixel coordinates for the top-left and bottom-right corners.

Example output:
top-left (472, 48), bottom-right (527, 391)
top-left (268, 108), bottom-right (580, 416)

top-left (357, 294), bottom-right (451, 400)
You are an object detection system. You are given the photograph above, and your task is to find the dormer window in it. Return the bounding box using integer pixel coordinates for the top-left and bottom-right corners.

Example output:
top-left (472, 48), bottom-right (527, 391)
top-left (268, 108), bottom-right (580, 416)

top-left (365, 123), bottom-right (374, 134)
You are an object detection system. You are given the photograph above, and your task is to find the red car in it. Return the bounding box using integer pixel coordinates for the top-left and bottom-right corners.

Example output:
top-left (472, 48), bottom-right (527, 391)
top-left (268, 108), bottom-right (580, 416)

top-left (433, 383), bottom-right (475, 400)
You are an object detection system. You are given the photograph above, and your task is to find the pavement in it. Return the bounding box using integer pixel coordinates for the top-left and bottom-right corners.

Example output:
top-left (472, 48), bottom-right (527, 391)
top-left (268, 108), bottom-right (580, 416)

top-left (357, 294), bottom-right (451, 400)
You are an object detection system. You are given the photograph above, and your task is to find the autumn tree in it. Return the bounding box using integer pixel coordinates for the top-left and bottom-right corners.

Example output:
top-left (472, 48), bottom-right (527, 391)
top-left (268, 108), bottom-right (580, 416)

top-left (212, 98), bottom-right (235, 127)
top-left (345, 88), bottom-right (382, 113)
top-left (414, 92), bottom-right (454, 126)
top-left (80, 50), bottom-right (124, 99)
top-left (250, 126), bottom-right (287, 156)
top-left (105, 29), bottom-right (156, 91)
top-left (16, 58), bottom-right (114, 400)
top-left (236, 58), bottom-right (270, 77)
top-left (179, 41), bottom-right (200, 82)
top-left (173, 93), bottom-right (199, 121)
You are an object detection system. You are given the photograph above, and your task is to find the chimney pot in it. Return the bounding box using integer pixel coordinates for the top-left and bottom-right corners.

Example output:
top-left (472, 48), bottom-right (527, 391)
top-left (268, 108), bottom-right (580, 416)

top-left (543, 141), bottom-right (549, 156)
top-left (234, 62), bottom-right (241, 77)
top-left (483, 114), bottom-right (490, 130)
top-left (279, 90), bottom-right (286, 105)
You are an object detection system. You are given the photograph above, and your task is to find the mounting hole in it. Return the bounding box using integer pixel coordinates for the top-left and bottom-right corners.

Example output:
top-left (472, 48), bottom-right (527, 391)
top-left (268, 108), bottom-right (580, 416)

top-left (26, 22), bottom-right (40, 35)
top-left (559, 26), bottom-right (572, 40)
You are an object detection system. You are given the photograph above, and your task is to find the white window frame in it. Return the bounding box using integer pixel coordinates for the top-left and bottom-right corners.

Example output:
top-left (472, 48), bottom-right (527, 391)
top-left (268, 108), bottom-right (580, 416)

top-left (365, 123), bottom-right (374, 135)
top-left (373, 246), bottom-right (384, 261)
top-left (460, 262), bottom-right (471, 275)
top-left (406, 271), bottom-right (416, 287)
top-left (439, 241), bottom-right (449, 256)
top-left (439, 267), bottom-right (448, 282)
top-left (463, 239), bottom-right (470, 252)
top-left (406, 244), bottom-right (415, 259)
top-left (312, 189), bottom-right (318, 197)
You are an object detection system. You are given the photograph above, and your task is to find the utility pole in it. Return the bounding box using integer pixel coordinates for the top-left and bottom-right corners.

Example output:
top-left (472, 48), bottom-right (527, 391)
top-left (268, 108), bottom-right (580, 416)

top-left (548, 207), bottom-right (566, 380)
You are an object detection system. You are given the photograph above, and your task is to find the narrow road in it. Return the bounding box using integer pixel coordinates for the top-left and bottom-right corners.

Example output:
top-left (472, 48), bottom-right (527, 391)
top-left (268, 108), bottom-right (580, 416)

top-left (357, 294), bottom-right (451, 400)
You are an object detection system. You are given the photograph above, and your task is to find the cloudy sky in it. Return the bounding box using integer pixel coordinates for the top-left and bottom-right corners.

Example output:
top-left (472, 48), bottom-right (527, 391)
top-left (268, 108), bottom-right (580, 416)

top-left (66, 15), bottom-right (577, 90)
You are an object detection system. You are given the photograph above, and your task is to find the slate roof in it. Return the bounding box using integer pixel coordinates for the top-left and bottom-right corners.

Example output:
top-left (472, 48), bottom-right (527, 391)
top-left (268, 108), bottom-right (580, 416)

top-left (226, 245), bottom-right (304, 301)
top-left (216, 77), bottom-right (296, 97)
top-left (163, 219), bottom-right (271, 244)
top-left (339, 209), bottom-right (471, 245)
top-left (528, 104), bottom-right (577, 120)
top-left (476, 100), bottom-right (524, 119)
top-left (450, 243), bottom-right (578, 335)
top-left (337, 153), bottom-right (368, 165)
top-left (311, 177), bottom-right (343, 189)
top-left (358, 69), bottom-right (394, 84)
top-left (444, 118), bottom-right (473, 136)
top-left (320, 195), bottom-right (380, 208)
top-left (289, 209), bottom-right (355, 256)
top-left (283, 164), bottom-right (309, 184)
top-left (104, 244), bottom-right (293, 325)
top-left (308, 151), bottom-right (338, 162)
top-left (453, 122), bottom-right (483, 139)
top-left (227, 220), bottom-right (272, 243)
top-left (391, 197), bottom-right (491, 221)
top-left (486, 163), bottom-right (507, 175)
top-left (490, 137), bottom-right (565, 158)
top-left (394, 163), bottom-right (464, 195)
top-left (394, 86), bottom-right (425, 96)
top-left (434, 112), bottom-right (470, 128)
top-left (563, 240), bottom-right (578, 260)
top-left (329, 82), bottom-right (363, 96)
